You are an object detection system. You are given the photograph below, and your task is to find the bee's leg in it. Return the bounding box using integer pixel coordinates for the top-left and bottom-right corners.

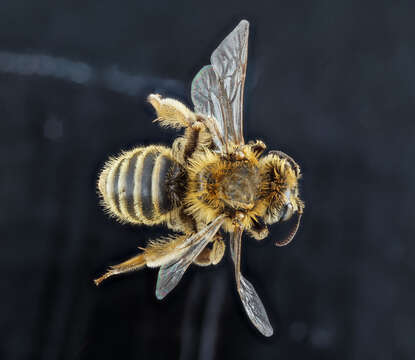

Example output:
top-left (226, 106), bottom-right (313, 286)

top-left (171, 137), bottom-right (186, 163)
top-left (172, 122), bottom-right (211, 163)
top-left (94, 234), bottom-right (192, 285)
top-left (144, 234), bottom-right (189, 268)
top-left (148, 93), bottom-right (210, 162)
top-left (247, 220), bottom-right (269, 240)
top-left (171, 126), bottom-right (201, 163)
top-left (94, 253), bottom-right (146, 286)
top-left (148, 94), bottom-right (197, 129)
top-left (194, 235), bottom-right (225, 266)
top-left (248, 140), bottom-right (266, 158)
top-left (182, 123), bottom-right (203, 161)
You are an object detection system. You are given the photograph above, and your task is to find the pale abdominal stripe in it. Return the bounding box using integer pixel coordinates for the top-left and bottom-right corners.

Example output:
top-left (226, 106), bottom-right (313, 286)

top-left (98, 145), bottom-right (178, 225)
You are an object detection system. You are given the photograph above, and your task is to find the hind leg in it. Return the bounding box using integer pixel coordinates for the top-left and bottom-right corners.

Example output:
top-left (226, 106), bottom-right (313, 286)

top-left (148, 94), bottom-right (211, 162)
top-left (94, 234), bottom-right (190, 285)
top-left (172, 123), bottom-right (208, 163)
top-left (94, 253), bottom-right (146, 285)
top-left (148, 94), bottom-right (198, 129)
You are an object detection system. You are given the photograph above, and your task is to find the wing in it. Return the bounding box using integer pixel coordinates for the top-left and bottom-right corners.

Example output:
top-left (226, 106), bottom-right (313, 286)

top-left (155, 214), bottom-right (225, 300)
top-left (230, 227), bottom-right (274, 337)
top-left (191, 19), bottom-right (249, 153)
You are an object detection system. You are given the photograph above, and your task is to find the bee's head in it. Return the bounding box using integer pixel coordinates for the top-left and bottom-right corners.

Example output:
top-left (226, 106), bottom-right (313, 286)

top-left (260, 151), bottom-right (304, 226)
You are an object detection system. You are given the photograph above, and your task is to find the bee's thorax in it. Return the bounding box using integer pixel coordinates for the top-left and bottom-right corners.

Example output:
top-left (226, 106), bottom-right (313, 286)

top-left (186, 149), bottom-right (267, 231)
top-left (216, 163), bottom-right (260, 210)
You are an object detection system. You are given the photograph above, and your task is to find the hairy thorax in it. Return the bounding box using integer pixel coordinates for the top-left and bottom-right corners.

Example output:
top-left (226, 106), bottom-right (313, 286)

top-left (186, 149), bottom-right (267, 232)
top-left (216, 163), bottom-right (260, 210)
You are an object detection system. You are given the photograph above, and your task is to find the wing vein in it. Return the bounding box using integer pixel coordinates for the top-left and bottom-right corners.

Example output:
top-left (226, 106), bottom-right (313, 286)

top-left (191, 20), bottom-right (249, 152)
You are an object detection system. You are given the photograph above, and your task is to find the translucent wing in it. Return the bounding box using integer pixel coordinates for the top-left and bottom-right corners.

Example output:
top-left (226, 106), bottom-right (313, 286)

top-left (230, 227), bottom-right (274, 337)
top-left (155, 215), bottom-right (225, 300)
top-left (191, 19), bottom-right (249, 153)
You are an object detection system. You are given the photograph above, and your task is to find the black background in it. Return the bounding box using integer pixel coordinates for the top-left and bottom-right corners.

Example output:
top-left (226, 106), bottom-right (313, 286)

top-left (1, 1), bottom-right (414, 359)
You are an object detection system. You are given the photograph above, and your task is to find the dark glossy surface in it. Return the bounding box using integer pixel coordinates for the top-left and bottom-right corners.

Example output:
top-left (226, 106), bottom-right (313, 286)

top-left (1, 1), bottom-right (414, 359)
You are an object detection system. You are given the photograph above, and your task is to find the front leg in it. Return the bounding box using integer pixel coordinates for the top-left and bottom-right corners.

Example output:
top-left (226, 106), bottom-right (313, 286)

top-left (247, 140), bottom-right (266, 158)
top-left (247, 219), bottom-right (269, 240)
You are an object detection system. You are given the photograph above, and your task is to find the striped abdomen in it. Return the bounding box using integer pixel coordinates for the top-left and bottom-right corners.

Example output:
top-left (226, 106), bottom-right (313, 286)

top-left (98, 145), bottom-right (185, 225)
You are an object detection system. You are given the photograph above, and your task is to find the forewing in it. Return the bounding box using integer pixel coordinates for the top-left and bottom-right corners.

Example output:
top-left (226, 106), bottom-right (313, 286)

top-left (211, 19), bottom-right (248, 146)
top-left (191, 19), bottom-right (249, 153)
top-left (230, 228), bottom-right (274, 337)
top-left (155, 215), bottom-right (225, 300)
top-left (191, 65), bottom-right (227, 151)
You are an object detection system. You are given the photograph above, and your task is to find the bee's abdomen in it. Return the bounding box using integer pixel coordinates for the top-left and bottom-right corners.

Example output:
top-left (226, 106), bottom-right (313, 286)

top-left (98, 145), bottom-right (182, 225)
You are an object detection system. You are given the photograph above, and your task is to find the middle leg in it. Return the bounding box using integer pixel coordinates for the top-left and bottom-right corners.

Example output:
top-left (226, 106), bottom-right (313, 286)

top-left (194, 234), bottom-right (225, 266)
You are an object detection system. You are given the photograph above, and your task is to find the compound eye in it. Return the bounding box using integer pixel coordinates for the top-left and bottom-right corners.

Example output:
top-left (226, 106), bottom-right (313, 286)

top-left (281, 203), bottom-right (293, 222)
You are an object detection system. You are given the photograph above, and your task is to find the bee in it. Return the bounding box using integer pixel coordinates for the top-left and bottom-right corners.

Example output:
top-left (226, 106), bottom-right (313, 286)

top-left (94, 19), bottom-right (304, 337)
